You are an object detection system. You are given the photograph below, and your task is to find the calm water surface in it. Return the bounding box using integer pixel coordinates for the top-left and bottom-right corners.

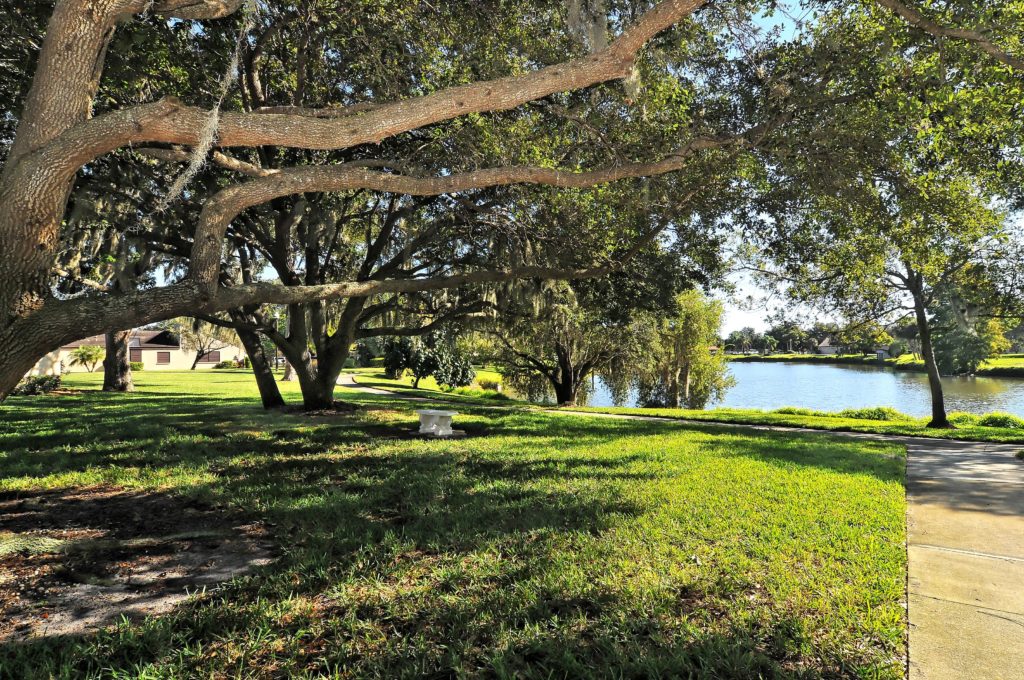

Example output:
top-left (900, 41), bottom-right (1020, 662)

top-left (587, 361), bottom-right (1024, 417)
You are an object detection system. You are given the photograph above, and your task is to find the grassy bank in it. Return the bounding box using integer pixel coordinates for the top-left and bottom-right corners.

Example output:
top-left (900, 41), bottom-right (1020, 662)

top-left (1, 371), bottom-right (906, 678)
top-left (571, 404), bottom-right (1024, 443)
top-left (353, 369), bottom-right (1024, 444)
top-left (729, 352), bottom-right (1024, 377)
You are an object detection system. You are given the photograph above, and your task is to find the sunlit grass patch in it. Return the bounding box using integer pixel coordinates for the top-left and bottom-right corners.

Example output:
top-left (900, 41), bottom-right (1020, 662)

top-left (1, 371), bottom-right (906, 678)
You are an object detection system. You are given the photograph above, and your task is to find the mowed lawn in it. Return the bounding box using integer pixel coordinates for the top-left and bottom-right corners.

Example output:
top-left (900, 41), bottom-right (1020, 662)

top-left (0, 372), bottom-right (906, 678)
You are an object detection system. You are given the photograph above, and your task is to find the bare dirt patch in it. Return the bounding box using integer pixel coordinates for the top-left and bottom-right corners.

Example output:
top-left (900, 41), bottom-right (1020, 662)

top-left (0, 486), bottom-right (273, 642)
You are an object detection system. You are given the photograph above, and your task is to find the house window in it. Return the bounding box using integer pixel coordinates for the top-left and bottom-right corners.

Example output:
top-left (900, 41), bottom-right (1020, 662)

top-left (129, 348), bottom-right (142, 363)
top-left (157, 351), bottom-right (171, 365)
top-left (198, 351), bottom-right (221, 363)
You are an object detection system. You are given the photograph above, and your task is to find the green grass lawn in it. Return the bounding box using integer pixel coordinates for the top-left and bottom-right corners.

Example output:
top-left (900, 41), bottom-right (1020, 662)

top-left (571, 404), bottom-right (1024, 443)
top-left (354, 368), bottom-right (1024, 443)
top-left (1, 371), bottom-right (906, 678)
top-left (350, 367), bottom-right (519, 405)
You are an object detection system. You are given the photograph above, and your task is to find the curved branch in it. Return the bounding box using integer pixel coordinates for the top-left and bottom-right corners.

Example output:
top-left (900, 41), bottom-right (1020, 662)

top-left (875, 0), bottom-right (1024, 70)
top-left (187, 133), bottom-right (744, 287)
top-left (147, 0), bottom-right (244, 20)
top-left (31, 0), bottom-right (709, 180)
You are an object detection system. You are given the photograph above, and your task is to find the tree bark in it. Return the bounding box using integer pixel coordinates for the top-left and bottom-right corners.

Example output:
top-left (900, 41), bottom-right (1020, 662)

top-left (0, 0), bottom-right (720, 405)
top-left (102, 329), bottom-right (134, 392)
top-left (910, 277), bottom-right (951, 428)
top-left (680, 360), bottom-right (691, 409)
top-left (550, 349), bottom-right (583, 406)
top-left (235, 326), bottom-right (284, 409)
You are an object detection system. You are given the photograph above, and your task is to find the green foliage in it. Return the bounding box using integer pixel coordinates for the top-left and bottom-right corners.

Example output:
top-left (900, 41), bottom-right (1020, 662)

top-left (887, 341), bottom-right (909, 359)
top-left (947, 412), bottom-right (981, 426)
top-left (836, 407), bottom-right (911, 422)
top-left (477, 378), bottom-right (501, 391)
top-left (354, 339), bottom-right (381, 368)
top-left (213, 360), bottom-right (235, 369)
top-left (68, 345), bottom-right (105, 372)
top-left (431, 342), bottom-right (476, 390)
top-left (932, 293), bottom-right (1013, 375)
top-left (636, 291), bottom-right (734, 410)
top-left (450, 386), bottom-right (509, 401)
top-left (129, 362), bottom-right (144, 372)
top-left (382, 337), bottom-right (415, 379)
top-left (773, 406), bottom-right (820, 416)
top-left (11, 375), bottom-right (62, 396)
top-left (976, 412), bottom-right (1024, 429)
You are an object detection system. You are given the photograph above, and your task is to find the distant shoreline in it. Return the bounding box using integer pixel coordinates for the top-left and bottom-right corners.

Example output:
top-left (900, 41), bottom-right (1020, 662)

top-left (725, 353), bottom-right (1024, 378)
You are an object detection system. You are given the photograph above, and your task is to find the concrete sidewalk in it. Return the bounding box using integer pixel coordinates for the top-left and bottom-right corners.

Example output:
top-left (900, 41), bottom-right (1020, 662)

top-left (905, 439), bottom-right (1024, 680)
top-left (338, 375), bottom-right (1024, 678)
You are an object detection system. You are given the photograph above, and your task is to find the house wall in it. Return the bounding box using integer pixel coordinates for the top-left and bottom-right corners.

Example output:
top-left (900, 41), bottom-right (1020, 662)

top-left (38, 344), bottom-right (247, 374)
top-left (132, 345), bottom-right (246, 371)
top-left (28, 350), bottom-right (62, 376)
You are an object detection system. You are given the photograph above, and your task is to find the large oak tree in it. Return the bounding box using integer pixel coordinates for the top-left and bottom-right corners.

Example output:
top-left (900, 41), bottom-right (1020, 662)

top-left (1, 0), bottom-right (769, 401)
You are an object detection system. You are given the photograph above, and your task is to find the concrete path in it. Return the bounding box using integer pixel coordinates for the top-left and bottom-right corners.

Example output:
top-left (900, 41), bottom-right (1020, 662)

top-left (338, 375), bottom-right (1024, 679)
top-left (904, 439), bottom-right (1024, 680)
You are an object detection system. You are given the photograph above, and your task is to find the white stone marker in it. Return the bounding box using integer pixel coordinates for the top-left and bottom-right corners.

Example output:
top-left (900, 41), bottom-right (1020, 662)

top-left (415, 409), bottom-right (459, 436)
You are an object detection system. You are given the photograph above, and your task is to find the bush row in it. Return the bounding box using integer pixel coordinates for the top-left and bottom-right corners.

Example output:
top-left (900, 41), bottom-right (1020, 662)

top-left (771, 405), bottom-right (1024, 428)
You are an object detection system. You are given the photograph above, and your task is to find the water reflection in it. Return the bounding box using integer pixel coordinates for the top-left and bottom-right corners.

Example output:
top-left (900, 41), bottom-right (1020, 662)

top-left (583, 362), bottom-right (1024, 417)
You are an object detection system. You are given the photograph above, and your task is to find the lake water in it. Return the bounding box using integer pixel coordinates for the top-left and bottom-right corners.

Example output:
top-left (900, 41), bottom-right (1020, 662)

top-left (586, 362), bottom-right (1024, 417)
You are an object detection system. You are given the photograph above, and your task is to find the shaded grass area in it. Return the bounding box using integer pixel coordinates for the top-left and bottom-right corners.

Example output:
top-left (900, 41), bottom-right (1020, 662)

top-left (1, 372), bottom-right (905, 678)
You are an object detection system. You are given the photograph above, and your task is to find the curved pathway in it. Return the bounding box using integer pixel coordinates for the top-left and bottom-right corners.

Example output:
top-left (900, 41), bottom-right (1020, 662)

top-left (339, 374), bottom-right (1024, 679)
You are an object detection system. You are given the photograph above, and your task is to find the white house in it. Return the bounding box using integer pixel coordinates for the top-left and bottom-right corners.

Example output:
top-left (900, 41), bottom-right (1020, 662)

top-left (28, 329), bottom-right (245, 376)
top-left (816, 338), bottom-right (840, 355)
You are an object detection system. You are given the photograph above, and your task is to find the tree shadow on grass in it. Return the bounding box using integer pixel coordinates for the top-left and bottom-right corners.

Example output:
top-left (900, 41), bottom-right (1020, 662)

top-left (0, 440), bottom-right (893, 678)
top-left (0, 391), bottom-right (906, 678)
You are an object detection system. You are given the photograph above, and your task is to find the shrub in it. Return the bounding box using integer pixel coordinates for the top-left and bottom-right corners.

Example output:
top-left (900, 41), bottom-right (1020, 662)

top-left (382, 337), bottom-right (414, 379)
top-left (452, 386), bottom-right (509, 400)
top-left (773, 406), bottom-right (819, 416)
top-left (977, 411), bottom-right (1024, 429)
top-left (12, 375), bottom-right (62, 396)
top-left (68, 345), bottom-right (104, 372)
top-left (243, 356), bottom-right (251, 369)
top-left (213, 360), bottom-right (235, 369)
top-left (343, 357), bottom-right (356, 368)
top-left (129, 362), bottom-right (144, 371)
top-left (836, 406), bottom-right (910, 421)
top-left (888, 340), bottom-right (909, 358)
top-left (478, 378), bottom-right (501, 391)
top-left (947, 412), bottom-right (980, 426)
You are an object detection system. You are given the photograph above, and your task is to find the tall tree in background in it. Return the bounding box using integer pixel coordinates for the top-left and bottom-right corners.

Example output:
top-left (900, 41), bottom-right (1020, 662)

top-left (741, 0), bottom-right (1023, 428)
top-left (636, 290), bottom-right (733, 409)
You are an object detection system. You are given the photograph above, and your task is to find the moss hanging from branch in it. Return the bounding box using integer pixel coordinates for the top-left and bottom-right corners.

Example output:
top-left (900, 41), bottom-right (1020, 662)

top-left (157, 0), bottom-right (259, 211)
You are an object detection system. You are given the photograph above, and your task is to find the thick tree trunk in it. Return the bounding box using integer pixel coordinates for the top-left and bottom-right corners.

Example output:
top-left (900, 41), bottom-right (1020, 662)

top-left (102, 329), bottom-right (134, 392)
top-left (290, 356), bottom-right (341, 410)
top-left (911, 284), bottom-right (951, 428)
top-left (281, 361), bottom-right (295, 381)
top-left (235, 327), bottom-right (284, 409)
top-left (0, 325), bottom-right (59, 396)
top-left (552, 378), bottom-right (581, 406)
top-left (191, 351), bottom-right (202, 370)
top-left (680, 361), bottom-right (691, 408)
